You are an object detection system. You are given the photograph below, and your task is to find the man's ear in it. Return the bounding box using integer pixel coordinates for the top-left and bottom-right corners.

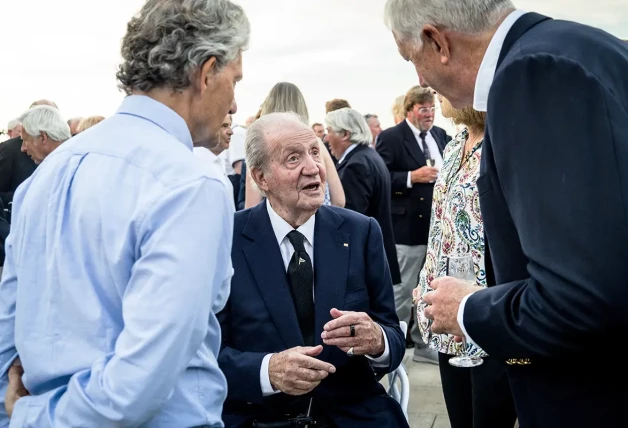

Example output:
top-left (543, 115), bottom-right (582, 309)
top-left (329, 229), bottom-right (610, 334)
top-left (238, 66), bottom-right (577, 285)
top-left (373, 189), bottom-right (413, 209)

top-left (250, 166), bottom-right (270, 194)
top-left (342, 131), bottom-right (352, 143)
top-left (197, 57), bottom-right (218, 94)
top-left (422, 25), bottom-right (451, 65)
top-left (39, 132), bottom-right (48, 145)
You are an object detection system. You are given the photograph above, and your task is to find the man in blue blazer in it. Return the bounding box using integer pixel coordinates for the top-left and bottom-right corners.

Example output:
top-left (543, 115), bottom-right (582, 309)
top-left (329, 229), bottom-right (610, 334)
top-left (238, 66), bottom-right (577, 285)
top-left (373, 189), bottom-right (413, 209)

top-left (385, 0), bottom-right (628, 426)
top-left (218, 112), bottom-right (407, 428)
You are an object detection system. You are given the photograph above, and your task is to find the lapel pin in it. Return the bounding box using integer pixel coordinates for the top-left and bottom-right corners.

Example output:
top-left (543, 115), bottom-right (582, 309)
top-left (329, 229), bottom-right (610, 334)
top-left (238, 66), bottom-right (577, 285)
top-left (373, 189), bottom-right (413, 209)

top-left (343, 243), bottom-right (349, 247)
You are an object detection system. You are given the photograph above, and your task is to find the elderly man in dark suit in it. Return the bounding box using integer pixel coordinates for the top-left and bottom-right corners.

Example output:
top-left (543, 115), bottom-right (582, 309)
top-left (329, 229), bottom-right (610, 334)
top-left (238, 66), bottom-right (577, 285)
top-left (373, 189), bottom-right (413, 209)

top-left (385, 0), bottom-right (628, 426)
top-left (324, 107), bottom-right (401, 286)
top-left (376, 86), bottom-right (451, 363)
top-left (218, 112), bottom-right (407, 428)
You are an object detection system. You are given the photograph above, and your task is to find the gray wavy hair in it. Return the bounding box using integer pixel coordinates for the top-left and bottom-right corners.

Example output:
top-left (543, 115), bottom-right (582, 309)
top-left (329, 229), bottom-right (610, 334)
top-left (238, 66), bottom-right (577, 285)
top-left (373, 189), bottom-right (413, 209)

top-left (325, 108), bottom-right (373, 146)
top-left (385, 0), bottom-right (514, 46)
top-left (19, 106), bottom-right (71, 142)
top-left (117, 0), bottom-right (250, 94)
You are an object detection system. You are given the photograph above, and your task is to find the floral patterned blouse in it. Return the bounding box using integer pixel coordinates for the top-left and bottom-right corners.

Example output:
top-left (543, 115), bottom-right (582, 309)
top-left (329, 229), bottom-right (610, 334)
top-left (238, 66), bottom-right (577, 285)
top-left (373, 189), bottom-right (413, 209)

top-left (416, 128), bottom-right (488, 357)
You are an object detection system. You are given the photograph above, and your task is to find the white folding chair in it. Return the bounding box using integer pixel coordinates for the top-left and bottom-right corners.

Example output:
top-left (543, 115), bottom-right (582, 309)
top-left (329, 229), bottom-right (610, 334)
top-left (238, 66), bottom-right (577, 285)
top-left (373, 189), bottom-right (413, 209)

top-left (387, 321), bottom-right (410, 421)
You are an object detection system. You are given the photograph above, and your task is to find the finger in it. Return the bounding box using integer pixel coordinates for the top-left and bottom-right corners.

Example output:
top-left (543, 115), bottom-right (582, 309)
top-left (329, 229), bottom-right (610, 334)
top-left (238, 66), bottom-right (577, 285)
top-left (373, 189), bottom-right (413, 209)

top-left (324, 312), bottom-right (365, 331)
top-left (423, 290), bottom-right (435, 305)
top-left (292, 379), bottom-right (322, 392)
top-left (329, 308), bottom-right (354, 319)
top-left (424, 305), bottom-right (434, 320)
top-left (412, 287), bottom-right (419, 301)
top-left (454, 335), bottom-right (463, 343)
top-left (322, 337), bottom-right (359, 348)
top-left (431, 321), bottom-right (445, 334)
top-left (297, 354), bottom-right (336, 373)
top-left (295, 368), bottom-right (329, 382)
top-left (321, 325), bottom-right (352, 340)
top-left (297, 345), bottom-right (324, 357)
top-left (430, 277), bottom-right (443, 290)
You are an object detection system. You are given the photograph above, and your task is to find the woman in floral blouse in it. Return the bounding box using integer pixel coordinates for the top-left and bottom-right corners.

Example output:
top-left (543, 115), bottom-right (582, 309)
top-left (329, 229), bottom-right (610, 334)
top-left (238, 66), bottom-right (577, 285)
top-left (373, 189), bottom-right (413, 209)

top-left (414, 95), bottom-right (516, 428)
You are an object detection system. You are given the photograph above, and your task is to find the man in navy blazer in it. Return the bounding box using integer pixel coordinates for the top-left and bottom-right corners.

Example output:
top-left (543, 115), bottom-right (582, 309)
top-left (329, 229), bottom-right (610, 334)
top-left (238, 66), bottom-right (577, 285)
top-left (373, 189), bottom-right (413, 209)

top-left (386, 0), bottom-right (628, 426)
top-left (376, 86), bottom-right (450, 361)
top-left (325, 107), bottom-right (401, 286)
top-left (218, 112), bottom-right (407, 428)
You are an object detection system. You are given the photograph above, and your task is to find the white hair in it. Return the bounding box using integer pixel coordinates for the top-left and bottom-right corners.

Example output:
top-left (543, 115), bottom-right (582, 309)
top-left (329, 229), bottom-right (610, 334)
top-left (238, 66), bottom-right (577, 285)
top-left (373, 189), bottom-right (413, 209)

top-left (325, 108), bottom-right (373, 146)
top-left (7, 119), bottom-right (21, 131)
top-left (245, 112), bottom-right (310, 197)
top-left (384, 0), bottom-right (515, 46)
top-left (19, 106), bottom-right (71, 142)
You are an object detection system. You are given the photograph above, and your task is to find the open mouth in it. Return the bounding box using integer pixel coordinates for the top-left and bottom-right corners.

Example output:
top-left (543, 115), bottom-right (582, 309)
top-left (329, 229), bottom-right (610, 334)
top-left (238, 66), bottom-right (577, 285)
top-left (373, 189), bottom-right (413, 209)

top-left (302, 183), bottom-right (321, 192)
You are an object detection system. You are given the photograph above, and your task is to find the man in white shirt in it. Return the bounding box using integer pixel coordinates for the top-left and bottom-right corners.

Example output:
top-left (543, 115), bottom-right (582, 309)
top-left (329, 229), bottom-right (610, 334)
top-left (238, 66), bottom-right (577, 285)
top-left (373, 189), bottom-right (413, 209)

top-left (217, 112), bottom-right (407, 428)
top-left (193, 113), bottom-right (235, 209)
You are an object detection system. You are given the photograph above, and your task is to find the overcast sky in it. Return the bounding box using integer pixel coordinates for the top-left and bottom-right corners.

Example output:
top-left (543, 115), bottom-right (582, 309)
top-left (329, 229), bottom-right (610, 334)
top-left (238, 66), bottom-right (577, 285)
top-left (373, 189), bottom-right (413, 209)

top-left (1, 0), bottom-right (626, 137)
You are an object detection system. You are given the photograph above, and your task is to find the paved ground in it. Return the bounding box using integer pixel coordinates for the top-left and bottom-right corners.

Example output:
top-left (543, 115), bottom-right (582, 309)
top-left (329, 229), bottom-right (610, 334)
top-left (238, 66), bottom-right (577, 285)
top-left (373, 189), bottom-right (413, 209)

top-left (388, 349), bottom-right (451, 428)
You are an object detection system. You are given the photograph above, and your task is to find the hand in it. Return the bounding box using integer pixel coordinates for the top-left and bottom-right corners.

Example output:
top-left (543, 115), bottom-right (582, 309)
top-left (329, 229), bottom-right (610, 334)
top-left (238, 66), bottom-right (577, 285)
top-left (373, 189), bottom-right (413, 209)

top-left (4, 358), bottom-right (29, 417)
top-left (411, 167), bottom-right (439, 184)
top-left (268, 346), bottom-right (336, 396)
top-left (321, 308), bottom-right (385, 356)
top-left (423, 277), bottom-right (481, 337)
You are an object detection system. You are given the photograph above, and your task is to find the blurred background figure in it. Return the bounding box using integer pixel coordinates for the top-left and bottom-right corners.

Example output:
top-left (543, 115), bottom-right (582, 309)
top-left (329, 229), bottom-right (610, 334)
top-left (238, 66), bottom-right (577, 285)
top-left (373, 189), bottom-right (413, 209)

top-left (19, 105), bottom-right (71, 164)
top-left (76, 116), bottom-right (105, 134)
top-left (5, 120), bottom-right (22, 139)
top-left (67, 117), bottom-right (84, 136)
top-left (392, 95), bottom-right (405, 125)
top-left (364, 113), bottom-right (382, 146)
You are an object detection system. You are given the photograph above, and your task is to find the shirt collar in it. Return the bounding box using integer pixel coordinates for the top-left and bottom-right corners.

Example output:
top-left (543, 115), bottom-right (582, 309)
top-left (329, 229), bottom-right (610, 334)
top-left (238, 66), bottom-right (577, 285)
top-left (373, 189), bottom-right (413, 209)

top-left (193, 146), bottom-right (222, 164)
top-left (116, 95), bottom-right (194, 150)
top-left (405, 119), bottom-right (431, 138)
top-left (338, 144), bottom-right (358, 164)
top-left (266, 200), bottom-right (316, 249)
top-left (473, 9), bottom-right (527, 112)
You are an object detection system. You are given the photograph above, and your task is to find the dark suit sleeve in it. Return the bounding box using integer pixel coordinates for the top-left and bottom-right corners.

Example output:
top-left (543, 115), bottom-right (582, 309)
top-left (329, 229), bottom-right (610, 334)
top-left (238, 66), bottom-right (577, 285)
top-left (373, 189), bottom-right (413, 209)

top-left (464, 54), bottom-right (627, 358)
top-left (375, 133), bottom-right (410, 194)
top-left (0, 142), bottom-right (14, 206)
top-left (236, 161), bottom-right (246, 211)
top-left (217, 300), bottom-right (268, 403)
top-left (340, 160), bottom-right (371, 214)
top-left (365, 217), bottom-right (404, 372)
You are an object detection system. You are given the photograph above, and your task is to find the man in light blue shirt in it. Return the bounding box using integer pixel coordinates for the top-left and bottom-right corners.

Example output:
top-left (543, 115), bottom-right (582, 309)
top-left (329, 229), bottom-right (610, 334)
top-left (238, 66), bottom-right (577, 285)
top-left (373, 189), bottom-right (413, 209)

top-left (0, 0), bottom-right (249, 426)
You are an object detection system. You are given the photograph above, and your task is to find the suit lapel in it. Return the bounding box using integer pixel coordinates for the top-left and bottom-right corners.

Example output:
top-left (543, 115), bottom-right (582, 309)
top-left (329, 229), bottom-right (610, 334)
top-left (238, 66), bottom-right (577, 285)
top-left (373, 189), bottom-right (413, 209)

top-left (497, 13), bottom-right (551, 68)
top-left (313, 207), bottom-right (350, 359)
top-left (399, 120), bottom-right (426, 167)
top-left (241, 202), bottom-right (304, 348)
top-left (336, 145), bottom-right (367, 173)
top-left (433, 128), bottom-right (447, 155)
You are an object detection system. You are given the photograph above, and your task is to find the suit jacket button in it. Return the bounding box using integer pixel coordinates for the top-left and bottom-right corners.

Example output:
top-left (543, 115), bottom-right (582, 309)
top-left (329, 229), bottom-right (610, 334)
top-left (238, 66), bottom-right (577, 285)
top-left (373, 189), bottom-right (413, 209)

top-left (420, 198), bottom-right (424, 201)
top-left (419, 215), bottom-right (423, 218)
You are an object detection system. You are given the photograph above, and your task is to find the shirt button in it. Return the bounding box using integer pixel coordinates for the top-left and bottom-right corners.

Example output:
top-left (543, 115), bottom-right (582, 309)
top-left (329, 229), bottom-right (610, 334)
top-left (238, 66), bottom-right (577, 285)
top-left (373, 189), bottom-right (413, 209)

top-left (419, 215), bottom-right (423, 218)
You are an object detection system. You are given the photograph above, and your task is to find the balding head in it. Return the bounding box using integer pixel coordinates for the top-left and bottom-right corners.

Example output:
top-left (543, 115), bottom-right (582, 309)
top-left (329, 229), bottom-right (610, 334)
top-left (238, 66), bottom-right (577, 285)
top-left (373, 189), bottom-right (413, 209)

top-left (246, 112), bottom-right (326, 227)
top-left (67, 117), bottom-right (84, 136)
top-left (30, 99), bottom-right (58, 109)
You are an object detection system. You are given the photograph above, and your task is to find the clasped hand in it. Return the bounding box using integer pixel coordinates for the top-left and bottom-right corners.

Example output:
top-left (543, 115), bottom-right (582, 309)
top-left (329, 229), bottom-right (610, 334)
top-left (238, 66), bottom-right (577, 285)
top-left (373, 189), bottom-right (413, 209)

top-left (321, 308), bottom-right (384, 357)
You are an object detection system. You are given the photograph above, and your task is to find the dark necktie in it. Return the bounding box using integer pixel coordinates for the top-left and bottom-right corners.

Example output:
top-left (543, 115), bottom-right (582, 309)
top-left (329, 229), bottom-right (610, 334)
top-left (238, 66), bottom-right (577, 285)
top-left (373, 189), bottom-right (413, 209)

top-left (286, 230), bottom-right (315, 346)
top-left (419, 131), bottom-right (432, 161)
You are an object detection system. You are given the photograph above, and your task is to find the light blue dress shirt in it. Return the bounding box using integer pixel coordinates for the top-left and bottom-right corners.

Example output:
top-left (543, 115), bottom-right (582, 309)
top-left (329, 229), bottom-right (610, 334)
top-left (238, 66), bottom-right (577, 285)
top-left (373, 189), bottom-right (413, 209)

top-left (0, 95), bottom-right (232, 427)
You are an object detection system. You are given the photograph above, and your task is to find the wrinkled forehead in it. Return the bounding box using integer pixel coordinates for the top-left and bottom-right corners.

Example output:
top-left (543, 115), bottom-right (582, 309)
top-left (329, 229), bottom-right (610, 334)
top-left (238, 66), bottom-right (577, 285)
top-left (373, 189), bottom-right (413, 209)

top-left (268, 124), bottom-right (318, 154)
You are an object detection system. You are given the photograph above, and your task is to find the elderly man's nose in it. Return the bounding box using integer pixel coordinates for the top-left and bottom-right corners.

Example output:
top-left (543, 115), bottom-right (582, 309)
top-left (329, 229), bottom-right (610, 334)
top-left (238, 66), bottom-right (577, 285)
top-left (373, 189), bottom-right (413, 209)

top-left (229, 99), bottom-right (237, 115)
top-left (21, 142), bottom-right (27, 152)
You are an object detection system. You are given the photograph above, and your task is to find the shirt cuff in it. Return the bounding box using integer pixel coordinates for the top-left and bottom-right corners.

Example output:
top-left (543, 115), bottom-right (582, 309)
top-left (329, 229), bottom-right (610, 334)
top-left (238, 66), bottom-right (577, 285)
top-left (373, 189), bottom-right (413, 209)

top-left (260, 354), bottom-right (280, 397)
top-left (457, 292), bottom-right (479, 348)
top-left (406, 172), bottom-right (412, 188)
top-left (366, 324), bottom-right (390, 366)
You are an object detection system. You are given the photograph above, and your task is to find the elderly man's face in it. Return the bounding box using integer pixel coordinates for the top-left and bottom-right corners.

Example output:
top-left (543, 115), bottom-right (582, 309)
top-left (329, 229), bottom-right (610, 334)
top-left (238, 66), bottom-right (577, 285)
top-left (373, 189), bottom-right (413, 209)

top-left (395, 32), bottom-right (472, 109)
top-left (367, 117), bottom-right (382, 139)
top-left (8, 124), bottom-right (22, 139)
top-left (312, 125), bottom-right (325, 140)
top-left (218, 114), bottom-right (233, 153)
top-left (21, 130), bottom-right (51, 164)
top-left (262, 126), bottom-right (327, 214)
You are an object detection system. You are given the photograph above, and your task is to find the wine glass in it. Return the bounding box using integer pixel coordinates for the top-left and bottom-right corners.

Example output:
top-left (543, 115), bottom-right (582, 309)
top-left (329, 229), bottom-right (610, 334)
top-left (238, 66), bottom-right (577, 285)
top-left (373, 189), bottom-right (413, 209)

top-left (425, 159), bottom-right (435, 167)
top-left (446, 254), bottom-right (483, 368)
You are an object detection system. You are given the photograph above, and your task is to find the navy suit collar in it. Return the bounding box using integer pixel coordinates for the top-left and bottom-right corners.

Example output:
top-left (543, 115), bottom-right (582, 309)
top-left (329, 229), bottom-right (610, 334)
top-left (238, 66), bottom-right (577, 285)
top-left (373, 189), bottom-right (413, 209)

top-left (336, 144), bottom-right (369, 172)
top-left (497, 13), bottom-right (551, 69)
top-left (241, 201), bottom-right (304, 348)
top-left (241, 202), bottom-right (350, 353)
top-left (398, 120), bottom-right (427, 166)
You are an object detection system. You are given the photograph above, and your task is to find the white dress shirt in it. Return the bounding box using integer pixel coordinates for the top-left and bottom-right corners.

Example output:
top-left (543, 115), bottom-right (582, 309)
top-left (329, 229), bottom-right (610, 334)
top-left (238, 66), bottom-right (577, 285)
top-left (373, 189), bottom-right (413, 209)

top-left (338, 143), bottom-right (358, 164)
top-left (221, 125), bottom-right (246, 175)
top-left (473, 9), bottom-right (527, 112)
top-left (193, 146), bottom-right (235, 211)
top-left (458, 9), bottom-right (527, 347)
top-left (405, 119), bottom-right (444, 188)
top-left (260, 201), bottom-right (390, 396)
